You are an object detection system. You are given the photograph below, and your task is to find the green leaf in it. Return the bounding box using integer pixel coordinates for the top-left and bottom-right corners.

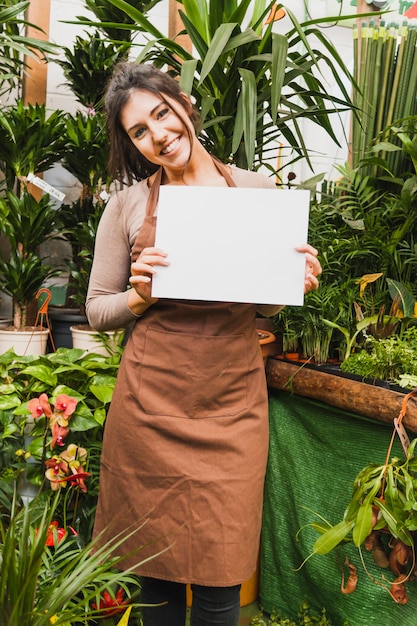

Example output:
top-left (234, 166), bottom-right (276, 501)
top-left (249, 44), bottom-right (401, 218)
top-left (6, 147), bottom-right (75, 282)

top-left (352, 500), bottom-right (373, 547)
top-left (89, 384), bottom-right (114, 404)
top-left (180, 59), bottom-right (198, 96)
top-left (375, 499), bottom-right (414, 546)
top-left (0, 394), bottom-right (21, 410)
top-left (386, 278), bottom-right (416, 318)
top-left (93, 407), bottom-right (107, 426)
top-left (271, 33), bottom-right (288, 124)
top-left (313, 519), bottom-right (354, 554)
top-left (199, 23), bottom-right (237, 85)
top-left (238, 68), bottom-right (257, 168)
top-left (20, 364), bottom-right (58, 387)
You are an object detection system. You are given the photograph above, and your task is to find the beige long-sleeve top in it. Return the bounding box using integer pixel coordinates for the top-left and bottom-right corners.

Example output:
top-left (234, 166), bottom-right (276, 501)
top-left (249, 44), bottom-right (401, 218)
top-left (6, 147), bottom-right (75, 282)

top-left (86, 166), bottom-right (282, 331)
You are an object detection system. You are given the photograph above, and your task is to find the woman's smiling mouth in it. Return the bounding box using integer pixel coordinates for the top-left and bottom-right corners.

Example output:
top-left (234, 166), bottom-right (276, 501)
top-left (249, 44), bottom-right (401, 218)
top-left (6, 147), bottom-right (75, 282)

top-left (161, 137), bottom-right (180, 154)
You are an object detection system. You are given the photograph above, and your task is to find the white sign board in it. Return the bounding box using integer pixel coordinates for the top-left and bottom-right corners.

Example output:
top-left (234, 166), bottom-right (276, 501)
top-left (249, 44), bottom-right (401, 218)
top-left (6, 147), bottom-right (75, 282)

top-left (152, 186), bottom-right (310, 306)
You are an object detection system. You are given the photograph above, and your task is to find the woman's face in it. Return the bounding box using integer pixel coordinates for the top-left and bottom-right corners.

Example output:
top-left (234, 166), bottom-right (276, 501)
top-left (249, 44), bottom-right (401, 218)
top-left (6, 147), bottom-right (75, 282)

top-left (120, 89), bottom-right (193, 173)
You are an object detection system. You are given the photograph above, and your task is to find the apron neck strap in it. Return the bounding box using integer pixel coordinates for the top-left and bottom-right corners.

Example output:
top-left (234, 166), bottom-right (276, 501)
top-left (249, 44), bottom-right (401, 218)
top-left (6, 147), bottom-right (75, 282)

top-left (146, 156), bottom-right (236, 217)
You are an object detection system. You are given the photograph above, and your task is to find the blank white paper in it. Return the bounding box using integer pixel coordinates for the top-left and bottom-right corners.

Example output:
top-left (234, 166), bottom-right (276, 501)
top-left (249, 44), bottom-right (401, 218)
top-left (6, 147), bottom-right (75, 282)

top-left (152, 185), bottom-right (310, 306)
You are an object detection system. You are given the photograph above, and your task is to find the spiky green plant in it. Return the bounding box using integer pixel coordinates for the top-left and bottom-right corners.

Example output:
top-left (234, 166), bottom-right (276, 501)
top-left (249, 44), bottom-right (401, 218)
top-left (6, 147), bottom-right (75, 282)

top-left (0, 101), bottom-right (68, 191)
top-left (0, 491), bottom-right (145, 626)
top-left (56, 32), bottom-right (130, 110)
top-left (0, 191), bottom-right (63, 329)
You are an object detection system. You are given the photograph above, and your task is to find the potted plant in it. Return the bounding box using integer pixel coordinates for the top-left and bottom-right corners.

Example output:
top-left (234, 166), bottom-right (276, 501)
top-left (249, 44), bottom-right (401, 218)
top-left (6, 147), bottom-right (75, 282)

top-left (0, 191), bottom-right (64, 354)
top-left (0, 345), bottom-right (122, 529)
top-left (0, 341), bottom-right (148, 625)
top-left (0, 99), bottom-right (70, 354)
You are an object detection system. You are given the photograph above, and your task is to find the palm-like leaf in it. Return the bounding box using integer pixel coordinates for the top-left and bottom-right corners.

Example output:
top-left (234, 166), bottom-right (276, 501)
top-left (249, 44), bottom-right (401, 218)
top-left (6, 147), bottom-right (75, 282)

top-left (83, 0), bottom-right (162, 42)
top-left (0, 252), bottom-right (59, 310)
top-left (0, 191), bottom-right (61, 254)
top-left (0, 0), bottom-right (59, 94)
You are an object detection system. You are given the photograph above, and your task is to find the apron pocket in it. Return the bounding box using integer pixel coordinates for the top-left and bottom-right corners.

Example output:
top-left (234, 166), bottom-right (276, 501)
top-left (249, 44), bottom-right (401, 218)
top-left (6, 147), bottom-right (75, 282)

top-left (138, 327), bottom-right (248, 418)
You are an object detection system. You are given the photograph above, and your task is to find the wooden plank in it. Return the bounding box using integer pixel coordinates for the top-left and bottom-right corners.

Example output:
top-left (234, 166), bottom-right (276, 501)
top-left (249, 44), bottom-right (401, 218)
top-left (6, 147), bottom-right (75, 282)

top-left (266, 358), bottom-right (417, 433)
top-left (22, 0), bottom-right (51, 106)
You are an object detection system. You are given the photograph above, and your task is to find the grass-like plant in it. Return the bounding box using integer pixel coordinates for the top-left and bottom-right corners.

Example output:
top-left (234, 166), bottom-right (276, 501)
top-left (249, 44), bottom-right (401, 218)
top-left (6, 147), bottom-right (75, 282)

top-left (0, 490), bottom-right (146, 626)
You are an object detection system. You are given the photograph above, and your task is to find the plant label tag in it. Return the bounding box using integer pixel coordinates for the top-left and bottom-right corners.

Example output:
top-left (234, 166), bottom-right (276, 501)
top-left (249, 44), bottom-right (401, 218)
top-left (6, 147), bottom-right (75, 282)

top-left (27, 173), bottom-right (66, 202)
top-left (394, 417), bottom-right (411, 456)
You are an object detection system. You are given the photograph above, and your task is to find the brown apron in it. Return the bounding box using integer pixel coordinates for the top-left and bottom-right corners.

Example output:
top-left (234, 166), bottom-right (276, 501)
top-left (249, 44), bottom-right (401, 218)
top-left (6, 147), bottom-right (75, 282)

top-left (93, 159), bottom-right (269, 586)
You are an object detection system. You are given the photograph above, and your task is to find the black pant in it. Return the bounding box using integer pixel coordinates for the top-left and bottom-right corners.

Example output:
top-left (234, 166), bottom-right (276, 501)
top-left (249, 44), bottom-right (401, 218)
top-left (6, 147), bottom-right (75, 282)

top-left (140, 576), bottom-right (241, 626)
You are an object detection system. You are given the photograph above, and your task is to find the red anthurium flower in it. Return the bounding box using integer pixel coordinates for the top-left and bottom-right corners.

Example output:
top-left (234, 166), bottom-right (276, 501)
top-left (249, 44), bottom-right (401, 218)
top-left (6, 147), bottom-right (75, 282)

top-left (92, 588), bottom-right (127, 616)
top-left (45, 521), bottom-right (67, 546)
top-left (27, 393), bottom-right (53, 419)
top-left (54, 394), bottom-right (78, 418)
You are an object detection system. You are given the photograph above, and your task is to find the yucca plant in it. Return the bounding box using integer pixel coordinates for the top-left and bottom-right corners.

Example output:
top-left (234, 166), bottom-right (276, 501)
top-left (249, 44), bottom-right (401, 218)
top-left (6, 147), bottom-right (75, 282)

top-left (81, 0), bottom-right (356, 176)
top-left (78, 0), bottom-right (163, 43)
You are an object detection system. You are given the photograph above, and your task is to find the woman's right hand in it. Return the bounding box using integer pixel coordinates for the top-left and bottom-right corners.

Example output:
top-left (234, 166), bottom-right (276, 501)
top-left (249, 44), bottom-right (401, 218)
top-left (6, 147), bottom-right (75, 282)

top-left (129, 247), bottom-right (169, 306)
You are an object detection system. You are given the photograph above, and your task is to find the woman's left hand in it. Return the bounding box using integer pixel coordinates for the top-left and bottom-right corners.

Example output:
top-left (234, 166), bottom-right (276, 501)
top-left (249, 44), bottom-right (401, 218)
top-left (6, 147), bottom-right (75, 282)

top-left (296, 244), bottom-right (322, 294)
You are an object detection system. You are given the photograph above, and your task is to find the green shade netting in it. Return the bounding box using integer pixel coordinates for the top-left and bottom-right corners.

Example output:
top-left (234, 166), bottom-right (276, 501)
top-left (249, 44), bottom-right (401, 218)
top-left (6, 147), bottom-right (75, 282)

top-left (260, 391), bottom-right (417, 626)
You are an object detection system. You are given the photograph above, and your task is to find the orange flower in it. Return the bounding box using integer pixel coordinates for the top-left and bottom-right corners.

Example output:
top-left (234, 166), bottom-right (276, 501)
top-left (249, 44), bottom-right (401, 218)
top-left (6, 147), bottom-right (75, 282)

top-left (50, 423), bottom-right (70, 449)
top-left (45, 445), bottom-right (91, 493)
top-left (54, 394), bottom-right (78, 418)
top-left (27, 393), bottom-right (53, 419)
top-left (265, 5), bottom-right (286, 24)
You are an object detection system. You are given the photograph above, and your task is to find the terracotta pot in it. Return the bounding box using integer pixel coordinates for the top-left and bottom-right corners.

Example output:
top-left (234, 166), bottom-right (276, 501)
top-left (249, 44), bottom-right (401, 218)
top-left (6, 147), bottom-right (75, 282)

top-left (257, 329), bottom-right (277, 365)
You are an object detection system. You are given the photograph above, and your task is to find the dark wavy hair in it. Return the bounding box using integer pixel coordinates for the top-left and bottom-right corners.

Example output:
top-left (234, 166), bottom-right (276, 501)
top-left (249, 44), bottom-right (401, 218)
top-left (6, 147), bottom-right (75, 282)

top-left (104, 62), bottom-right (201, 185)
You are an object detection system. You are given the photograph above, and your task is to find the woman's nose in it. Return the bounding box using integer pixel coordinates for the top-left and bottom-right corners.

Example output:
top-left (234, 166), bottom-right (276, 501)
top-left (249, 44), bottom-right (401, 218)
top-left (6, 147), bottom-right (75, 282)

top-left (150, 124), bottom-right (167, 143)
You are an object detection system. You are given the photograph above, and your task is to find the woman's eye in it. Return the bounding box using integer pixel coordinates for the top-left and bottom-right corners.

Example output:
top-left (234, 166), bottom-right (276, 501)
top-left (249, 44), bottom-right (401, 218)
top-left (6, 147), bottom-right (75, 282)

top-left (133, 127), bottom-right (146, 139)
top-left (157, 107), bottom-right (169, 119)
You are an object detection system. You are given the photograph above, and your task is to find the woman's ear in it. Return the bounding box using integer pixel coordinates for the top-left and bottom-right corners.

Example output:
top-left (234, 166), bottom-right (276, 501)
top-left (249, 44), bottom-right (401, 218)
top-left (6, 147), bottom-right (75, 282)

top-left (179, 92), bottom-right (193, 115)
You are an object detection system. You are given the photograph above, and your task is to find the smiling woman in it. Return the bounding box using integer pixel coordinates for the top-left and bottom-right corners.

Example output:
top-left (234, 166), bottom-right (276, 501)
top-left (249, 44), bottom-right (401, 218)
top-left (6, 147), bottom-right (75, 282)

top-left (86, 61), bottom-right (321, 626)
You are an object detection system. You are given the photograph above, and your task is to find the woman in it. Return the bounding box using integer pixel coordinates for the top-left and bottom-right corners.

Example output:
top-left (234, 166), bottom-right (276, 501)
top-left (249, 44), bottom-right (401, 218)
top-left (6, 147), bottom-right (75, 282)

top-left (86, 62), bottom-right (321, 626)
